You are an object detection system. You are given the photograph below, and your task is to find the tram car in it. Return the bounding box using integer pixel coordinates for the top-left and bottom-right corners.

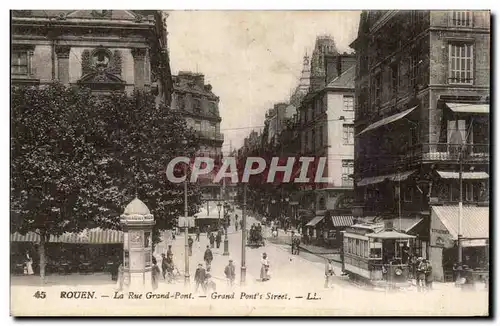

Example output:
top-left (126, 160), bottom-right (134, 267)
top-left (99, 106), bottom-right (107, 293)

top-left (247, 224), bottom-right (265, 248)
top-left (340, 221), bottom-right (415, 289)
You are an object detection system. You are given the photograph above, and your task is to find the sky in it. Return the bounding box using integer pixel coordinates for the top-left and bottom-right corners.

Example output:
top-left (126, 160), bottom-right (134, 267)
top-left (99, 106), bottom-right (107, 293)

top-left (167, 11), bottom-right (361, 153)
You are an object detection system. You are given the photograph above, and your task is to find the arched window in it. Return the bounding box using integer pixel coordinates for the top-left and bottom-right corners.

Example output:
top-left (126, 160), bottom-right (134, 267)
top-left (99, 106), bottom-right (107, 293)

top-left (319, 197), bottom-right (326, 210)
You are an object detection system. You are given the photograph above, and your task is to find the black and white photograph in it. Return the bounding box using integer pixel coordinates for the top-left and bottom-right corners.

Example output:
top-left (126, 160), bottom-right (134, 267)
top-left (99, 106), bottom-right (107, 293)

top-left (8, 8), bottom-right (490, 317)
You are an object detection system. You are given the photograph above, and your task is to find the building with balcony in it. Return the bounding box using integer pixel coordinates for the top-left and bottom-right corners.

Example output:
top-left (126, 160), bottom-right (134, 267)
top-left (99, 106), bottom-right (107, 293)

top-left (297, 36), bottom-right (357, 247)
top-left (11, 10), bottom-right (173, 104)
top-left (170, 71), bottom-right (224, 200)
top-left (351, 10), bottom-right (490, 281)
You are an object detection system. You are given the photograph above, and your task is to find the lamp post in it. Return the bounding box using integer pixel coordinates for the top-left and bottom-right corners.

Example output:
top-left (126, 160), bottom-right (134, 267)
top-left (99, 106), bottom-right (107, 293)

top-left (182, 140), bottom-right (190, 286)
top-left (240, 183), bottom-right (247, 286)
top-left (217, 202), bottom-right (222, 230)
top-left (223, 203), bottom-right (230, 256)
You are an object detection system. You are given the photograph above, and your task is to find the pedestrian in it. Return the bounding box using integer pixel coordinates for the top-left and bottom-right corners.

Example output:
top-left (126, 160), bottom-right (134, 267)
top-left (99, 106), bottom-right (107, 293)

top-left (216, 231), bottom-right (222, 249)
top-left (425, 259), bottom-right (433, 290)
top-left (260, 253), bottom-right (270, 282)
top-left (209, 233), bottom-right (215, 249)
top-left (235, 221), bottom-right (238, 232)
top-left (240, 219), bottom-right (244, 231)
top-left (165, 255), bottom-right (174, 283)
top-left (194, 263), bottom-right (207, 293)
top-left (196, 227), bottom-right (200, 242)
top-left (161, 253), bottom-right (168, 279)
top-left (224, 259), bottom-right (236, 287)
top-left (188, 236), bottom-right (194, 256)
top-left (151, 256), bottom-right (161, 290)
top-left (25, 251), bottom-right (34, 276)
top-left (204, 245), bottom-right (213, 272)
top-left (116, 262), bottom-right (124, 291)
top-left (325, 259), bottom-right (336, 288)
top-left (172, 228), bottom-right (176, 240)
top-left (167, 245), bottom-right (173, 260)
top-left (416, 257), bottom-right (427, 292)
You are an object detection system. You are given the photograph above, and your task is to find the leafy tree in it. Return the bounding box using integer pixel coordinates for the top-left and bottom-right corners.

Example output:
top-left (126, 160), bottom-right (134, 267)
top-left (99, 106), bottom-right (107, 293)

top-left (11, 84), bottom-right (201, 280)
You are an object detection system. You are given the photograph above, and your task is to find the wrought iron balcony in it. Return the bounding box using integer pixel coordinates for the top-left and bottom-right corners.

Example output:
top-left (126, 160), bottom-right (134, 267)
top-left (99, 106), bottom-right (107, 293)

top-left (357, 143), bottom-right (489, 175)
top-left (195, 130), bottom-right (224, 142)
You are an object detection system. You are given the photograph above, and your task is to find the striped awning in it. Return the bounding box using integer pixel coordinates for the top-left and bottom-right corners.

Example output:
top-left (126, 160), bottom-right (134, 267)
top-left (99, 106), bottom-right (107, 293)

top-left (437, 171), bottom-right (489, 180)
top-left (11, 228), bottom-right (124, 244)
top-left (357, 170), bottom-right (416, 186)
top-left (357, 106), bottom-right (417, 136)
top-left (446, 102), bottom-right (489, 114)
top-left (431, 205), bottom-right (489, 240)
top-left (331, 216), bottom-right (355, 227)
top-left (306, 215), bottom-right (325, 227)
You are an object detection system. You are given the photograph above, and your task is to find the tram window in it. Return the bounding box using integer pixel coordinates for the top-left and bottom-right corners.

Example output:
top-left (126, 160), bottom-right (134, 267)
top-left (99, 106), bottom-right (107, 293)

top-left (365, 242), bottom-right (369, 257)
top-left (356, 239), bottom-right (360, 256)
top-left (370, 248), bottom-right (382, 259)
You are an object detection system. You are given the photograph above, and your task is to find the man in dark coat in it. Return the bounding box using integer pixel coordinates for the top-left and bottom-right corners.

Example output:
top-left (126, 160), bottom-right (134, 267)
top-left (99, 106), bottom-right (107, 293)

top-left (195, 227), bottom-right (200, 242)
top-left (209, 233), bottom-right (215, 248)
top-left (194, 263), bottom-right (207, 293)
top-left (224, 259), bottom-right (236, 287)
top-left (204, 245), bottom-right (213, 271)
top-left (161, 253), bottom-right (168, 279)
top-left (188, 236), bottom-right (194, 256)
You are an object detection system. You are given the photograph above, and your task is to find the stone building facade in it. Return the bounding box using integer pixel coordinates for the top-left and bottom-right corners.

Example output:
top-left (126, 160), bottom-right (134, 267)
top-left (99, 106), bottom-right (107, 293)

top-left (11, 10), bottom-right (173, 103)
top-left (351, 10), bottom-right (490, 281)
top-left (170, 71), bottom-right (224, 200)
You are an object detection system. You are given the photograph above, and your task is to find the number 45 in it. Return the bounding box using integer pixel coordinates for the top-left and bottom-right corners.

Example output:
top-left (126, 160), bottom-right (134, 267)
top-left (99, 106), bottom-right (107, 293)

top-left (33, 291), bottom-right (46, 299)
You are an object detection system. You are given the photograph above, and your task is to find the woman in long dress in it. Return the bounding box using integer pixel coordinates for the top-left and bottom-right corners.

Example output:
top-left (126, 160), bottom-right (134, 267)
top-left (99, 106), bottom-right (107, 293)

top-left (25, 252), bottom-right (34, 275)
top-left (260, 253), bottom-right (270, 281)
top-left (116, 263), bottom-right (124, 291)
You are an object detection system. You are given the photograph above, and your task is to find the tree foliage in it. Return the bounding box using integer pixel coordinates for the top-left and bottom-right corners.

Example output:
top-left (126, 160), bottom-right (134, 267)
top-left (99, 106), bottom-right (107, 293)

top-left (11, 84), bottom-right (201, 241)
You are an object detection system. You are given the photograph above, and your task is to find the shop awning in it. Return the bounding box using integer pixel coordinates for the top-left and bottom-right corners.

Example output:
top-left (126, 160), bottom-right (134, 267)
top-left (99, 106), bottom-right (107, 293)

top-left (431, 205), bottom-right (489, 240)
top-left (357, 106), bottom-right (417, 136)
top-left (331, 215), bottom-right (355, 227)
top-left (436, 171), bottom-right (489, 180)
top-left (10, 228), bottom-right (124, 244)
top-left (367, 230), bottom-right (416, 239)
top-left (357, 170), bottom-right (416, 186)
top-left (446, 102), bottom-right (489, 114)
top-left (306, 215), bottom-right (325, 227)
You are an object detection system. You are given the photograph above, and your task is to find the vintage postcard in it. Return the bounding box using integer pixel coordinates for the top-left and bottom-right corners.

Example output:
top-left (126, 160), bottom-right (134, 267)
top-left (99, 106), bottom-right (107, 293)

top-left (10, 9), bottom-right (490, 316)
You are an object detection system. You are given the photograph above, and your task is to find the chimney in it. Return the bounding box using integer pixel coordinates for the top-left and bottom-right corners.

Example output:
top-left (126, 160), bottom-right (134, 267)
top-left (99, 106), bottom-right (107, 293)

top-left (193, 74), bottom-right (205, 89)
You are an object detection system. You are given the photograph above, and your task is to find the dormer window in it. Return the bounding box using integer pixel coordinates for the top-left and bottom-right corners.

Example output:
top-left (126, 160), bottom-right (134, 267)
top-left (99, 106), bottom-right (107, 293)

top-left (209, 102), bottom-right (217, 115)
top-left (193, 98), bottom-right (201, 113)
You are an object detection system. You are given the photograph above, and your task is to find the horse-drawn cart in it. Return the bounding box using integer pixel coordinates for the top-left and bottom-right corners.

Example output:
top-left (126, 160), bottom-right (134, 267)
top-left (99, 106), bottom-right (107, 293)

top-left (247, 225), bottom-right (265, 247)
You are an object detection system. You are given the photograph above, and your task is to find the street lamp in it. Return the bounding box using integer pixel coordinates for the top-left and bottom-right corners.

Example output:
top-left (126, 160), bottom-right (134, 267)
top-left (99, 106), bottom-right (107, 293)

top-left (223, 203), bottom-right (230, 256)
top-left (181, 139), bottom-right (190, 286)
top-left (217, 202), bottom-right (222, 229)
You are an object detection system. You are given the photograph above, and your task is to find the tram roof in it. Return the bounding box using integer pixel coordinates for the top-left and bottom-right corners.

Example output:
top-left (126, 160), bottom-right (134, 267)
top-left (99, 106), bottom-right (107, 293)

top-left (367, 230), bottom-right (415, 239)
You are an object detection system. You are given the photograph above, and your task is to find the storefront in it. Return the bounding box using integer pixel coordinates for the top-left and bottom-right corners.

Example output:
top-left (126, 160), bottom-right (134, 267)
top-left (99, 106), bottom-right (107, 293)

top-left (10, 228), bottom-right (123, 275)
top-left (429, 205), bottom-right (489, 282)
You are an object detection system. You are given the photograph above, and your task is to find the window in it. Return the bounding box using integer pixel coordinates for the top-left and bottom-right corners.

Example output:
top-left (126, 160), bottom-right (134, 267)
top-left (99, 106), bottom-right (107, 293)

top-left (177, 94), bottom-right (185, 110)
top-left (209, 102), bottom-right (217, 115)
top-left (373, 72), bottom-right (382, 104)
top-left (319, 125), bottom-right (324, 147)
top-left (343, 96), bottom-right (354, 111)
top-left (390, 63), bottom-right (399, 95)
top-left (451, 11), bottom-right (473, 27)
top-left (404, 187), bottom-right (413, 203)
top-left (304, 132), bottom-right (309, 152)
top-left (308, 105), bottom-right (314, 120)
top-left (449, 43), bottom-right (474, 84)
top-left (355, 239), bottom-right (360, 256)
top-left (210, 123), bottom-right (217, 138)
top-left (315, 97), bottom-right (323, 115)
top-left (342, 160), bottom-right (354, 186)
top-left (193, 98), bottom-right (202, 113)
top-left (465, 183), bottom-right (474, 201)
top-left (194, 120), bottom-right (202, 133)
top-left (311, 129), bottom-right (316, 150)
top-left (343, 124), bottom-right (354, 145)
top-left (11, 50), bottom-right (29, 75)
top-left (409, 52), bottom-right (419, 88)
